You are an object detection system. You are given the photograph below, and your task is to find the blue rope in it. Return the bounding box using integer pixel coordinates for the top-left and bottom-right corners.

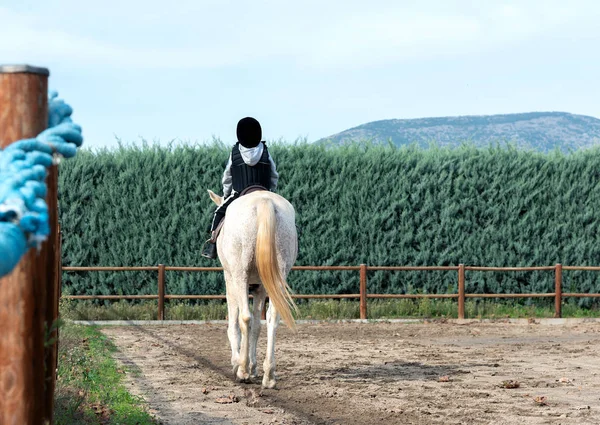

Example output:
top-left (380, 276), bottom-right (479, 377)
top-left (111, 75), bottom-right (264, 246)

top-left (0, 91), bottom-right (83, 277)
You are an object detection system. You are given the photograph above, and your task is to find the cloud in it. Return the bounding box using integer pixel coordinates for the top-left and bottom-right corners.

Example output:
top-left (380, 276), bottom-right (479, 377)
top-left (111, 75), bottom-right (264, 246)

top-left (0, 6), bottom-right (251, 69)
top-left (0, 1), bottom-right (597, 71)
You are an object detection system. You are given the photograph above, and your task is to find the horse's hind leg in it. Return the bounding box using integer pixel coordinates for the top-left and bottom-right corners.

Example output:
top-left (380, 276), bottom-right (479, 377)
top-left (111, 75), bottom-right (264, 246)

top-left (249, 285), bottom-right (266, 379)
top-left (225, 274), bottom-right (241, 376)
top-left (262, 300), bottom-right (280, 389)
top-left (233, 274), bottom-right (252, 382)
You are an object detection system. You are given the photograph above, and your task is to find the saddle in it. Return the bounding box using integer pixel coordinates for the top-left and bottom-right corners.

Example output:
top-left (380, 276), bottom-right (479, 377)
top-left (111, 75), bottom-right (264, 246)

top-left (211, 185), bottom-right (268, 241)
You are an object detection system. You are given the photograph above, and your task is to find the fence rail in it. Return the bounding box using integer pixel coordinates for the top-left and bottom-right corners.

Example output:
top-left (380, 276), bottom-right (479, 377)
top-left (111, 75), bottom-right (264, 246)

top-left (60, 263), bottom-right (600, 320)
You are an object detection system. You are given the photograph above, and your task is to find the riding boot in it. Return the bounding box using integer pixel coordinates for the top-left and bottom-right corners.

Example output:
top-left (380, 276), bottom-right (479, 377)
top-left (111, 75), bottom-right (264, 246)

top-left (202, 239), bottom-right (217, 259)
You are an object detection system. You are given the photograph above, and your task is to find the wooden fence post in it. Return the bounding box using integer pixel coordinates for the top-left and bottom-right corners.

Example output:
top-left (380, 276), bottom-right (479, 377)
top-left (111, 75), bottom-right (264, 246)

top-left (44, 223), bottom-right (62, 422)
top-left (158, 264), bottom-right (166, 320)
top-left (555, 263), bottom-right (562, 318)
top-left (261, 298), bottom-right (268, 320)
top-left (458, 264), bottom-right (465, 319)
top-left (0, 64), bottom-right (51, 425)
top-left (360, 264), bottom-right (368, 319)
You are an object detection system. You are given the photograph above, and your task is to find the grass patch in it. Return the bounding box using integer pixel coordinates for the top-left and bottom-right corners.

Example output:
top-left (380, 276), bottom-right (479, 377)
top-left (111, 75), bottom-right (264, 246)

top-left (54, 321), bottom-right (159, 424)
top-left (373, 297), bottom-right (600, 319)
top-left (59, 298), bottom-right (600, 321)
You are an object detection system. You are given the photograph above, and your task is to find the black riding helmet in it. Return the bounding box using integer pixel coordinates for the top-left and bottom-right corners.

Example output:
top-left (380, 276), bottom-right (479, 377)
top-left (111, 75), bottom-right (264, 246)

top-left (236, 117), bottom-right (262, 148)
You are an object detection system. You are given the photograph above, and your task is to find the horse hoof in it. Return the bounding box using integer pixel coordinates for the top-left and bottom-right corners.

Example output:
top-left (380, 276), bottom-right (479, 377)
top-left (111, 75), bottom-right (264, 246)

top-left (262, 378), bottom-right (277, 389)
top-left (236, 370), bottom-right (251, 383)
top-left (232, 365), bottom-right (239, 377)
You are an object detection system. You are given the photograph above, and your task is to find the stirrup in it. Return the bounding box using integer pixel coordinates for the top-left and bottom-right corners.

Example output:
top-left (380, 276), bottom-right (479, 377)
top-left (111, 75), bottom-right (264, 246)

top-left (202, 239), bottom-right (217, 259)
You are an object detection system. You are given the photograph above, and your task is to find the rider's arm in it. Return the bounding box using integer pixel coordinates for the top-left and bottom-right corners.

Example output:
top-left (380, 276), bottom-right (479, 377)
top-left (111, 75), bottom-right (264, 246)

top-left (268, 153), bottom-right (279, 191)
top-left (222, 154), bottom-right (233, 198)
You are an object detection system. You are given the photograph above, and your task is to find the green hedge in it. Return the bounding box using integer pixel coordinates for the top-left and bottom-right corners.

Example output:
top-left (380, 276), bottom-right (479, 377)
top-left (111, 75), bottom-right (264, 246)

top-left (58, 141), bottom-right (600, 306)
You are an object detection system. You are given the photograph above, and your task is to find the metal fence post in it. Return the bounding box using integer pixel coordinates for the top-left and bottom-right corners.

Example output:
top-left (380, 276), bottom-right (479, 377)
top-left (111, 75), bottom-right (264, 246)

top-left (360, 264), bottom-right (368, 319)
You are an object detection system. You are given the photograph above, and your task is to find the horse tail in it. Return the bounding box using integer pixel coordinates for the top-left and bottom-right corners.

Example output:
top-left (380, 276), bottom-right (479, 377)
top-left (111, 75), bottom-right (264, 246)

top-left (255, 197), bottom-right (297, 330)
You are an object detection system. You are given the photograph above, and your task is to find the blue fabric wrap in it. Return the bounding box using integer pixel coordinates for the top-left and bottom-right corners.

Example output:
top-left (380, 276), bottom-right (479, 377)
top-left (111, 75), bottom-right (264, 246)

top-left (0, 90), bottom-right (83, 277)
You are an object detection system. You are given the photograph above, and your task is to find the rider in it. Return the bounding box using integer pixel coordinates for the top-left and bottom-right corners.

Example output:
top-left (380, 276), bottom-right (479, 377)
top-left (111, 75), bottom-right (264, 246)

top-left (201, 117), bottom-right (279, 259)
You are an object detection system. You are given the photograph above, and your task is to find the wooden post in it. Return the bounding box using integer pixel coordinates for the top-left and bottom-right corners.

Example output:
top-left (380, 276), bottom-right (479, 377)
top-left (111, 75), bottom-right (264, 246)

top-left (359, 264), bottom-right (367, 319)
top-left (158, 264), bottom-right (166, 320)
top-left (54, 226), bottom-right (62, 362)
top-left (555, 263), bottom-right (562, 318)
top-left (44, 222), bottom-right (62, 422)
top-left (0, 65), bottom-right (51, 425)
top-left (458, 264), bottom-right (465, 319)
top-left (261, 298), bottom-right (268, 320)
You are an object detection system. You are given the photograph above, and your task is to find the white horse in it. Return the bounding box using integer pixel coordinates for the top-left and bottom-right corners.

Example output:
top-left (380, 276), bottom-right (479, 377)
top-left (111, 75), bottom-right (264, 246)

top-left (207, 189), bottom-right (298, 388)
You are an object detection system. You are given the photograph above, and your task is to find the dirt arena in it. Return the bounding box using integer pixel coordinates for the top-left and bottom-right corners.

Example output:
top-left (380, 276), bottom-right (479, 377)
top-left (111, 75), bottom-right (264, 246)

top-left (101, 320), bottom-right (600, 425)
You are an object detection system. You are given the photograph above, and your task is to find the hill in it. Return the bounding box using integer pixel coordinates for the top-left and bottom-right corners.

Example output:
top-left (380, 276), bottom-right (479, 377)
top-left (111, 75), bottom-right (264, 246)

top-left (316, 112), bottom-right (600, 152)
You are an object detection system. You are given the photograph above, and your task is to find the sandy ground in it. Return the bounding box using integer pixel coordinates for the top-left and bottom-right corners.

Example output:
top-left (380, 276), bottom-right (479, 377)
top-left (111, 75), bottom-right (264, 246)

top-left (102, 320), bottom-right (600, 425)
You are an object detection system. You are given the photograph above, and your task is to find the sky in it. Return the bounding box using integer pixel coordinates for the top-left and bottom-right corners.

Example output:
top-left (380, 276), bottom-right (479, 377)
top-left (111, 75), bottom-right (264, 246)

top-left (1, 0), bottom-right (599, 149)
